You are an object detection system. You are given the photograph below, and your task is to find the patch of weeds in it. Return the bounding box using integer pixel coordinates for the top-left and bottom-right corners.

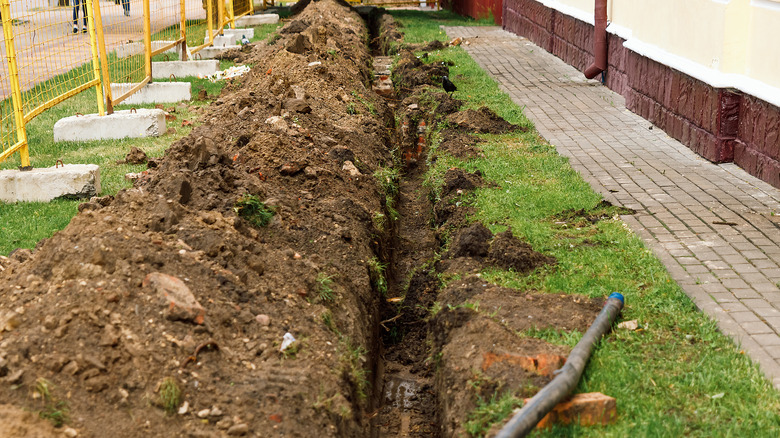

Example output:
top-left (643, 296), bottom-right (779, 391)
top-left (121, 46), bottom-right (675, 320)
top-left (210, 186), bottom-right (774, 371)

top-left (281, 341), bottom-right (301, 360)
top-left (448, 300), bottom-right (480, 312)
top-left (374, 166), bottom-right (401, 221)
top-left (520, 326), bottom-right (582, 348)
top-left (159, 377), bottom-right (182, 415)
top-left (351, 91), bottom-right (377, 115)
top-left (234, 194), bottom-right (274, 227)
top-left (322, 310), bottom-right (340, 335)
top-left (464, 392), bottom-right (523, 437)
top-left (317, 273), bottom-right (336, 302)
top-left (267, 33), bottom-right (282, 45)
top-left (347, 102), bottom-right (357, 115)
top-left (368, 257), bottom-right (388, 296)
top-left (372, 211), bottom-right (387, 233)
top-left (428, 301), bottom-right (443, 317)
top-left (339, 338), bottom-right (369, 400)
top-left (34, 378), bottom-right (69, 427)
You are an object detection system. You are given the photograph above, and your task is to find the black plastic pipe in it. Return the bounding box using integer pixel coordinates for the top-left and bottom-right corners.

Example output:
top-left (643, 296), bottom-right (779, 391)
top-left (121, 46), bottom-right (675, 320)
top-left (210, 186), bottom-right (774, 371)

top-left (496, 292), bottom-right (625, 438)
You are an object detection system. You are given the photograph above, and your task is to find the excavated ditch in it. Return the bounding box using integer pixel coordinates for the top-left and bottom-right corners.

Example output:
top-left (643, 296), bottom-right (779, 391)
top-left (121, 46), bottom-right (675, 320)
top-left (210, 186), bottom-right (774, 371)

top-left (0, 2), bottom-right (605, 437)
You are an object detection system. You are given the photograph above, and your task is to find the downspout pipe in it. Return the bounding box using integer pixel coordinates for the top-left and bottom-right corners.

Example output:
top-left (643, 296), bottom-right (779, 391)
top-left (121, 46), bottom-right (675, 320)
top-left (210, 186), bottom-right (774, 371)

top-left (583, 0), bottom-right (608, 79)
top-left (496, 293), bottom-right (625, 438)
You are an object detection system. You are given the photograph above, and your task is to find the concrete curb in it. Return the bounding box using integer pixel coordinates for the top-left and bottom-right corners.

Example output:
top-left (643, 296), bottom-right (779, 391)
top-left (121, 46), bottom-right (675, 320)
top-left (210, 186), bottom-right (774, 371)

top-left (0, 164), bottom-right (100, 203)
top-left (53, 109), bottom-right (166, 142)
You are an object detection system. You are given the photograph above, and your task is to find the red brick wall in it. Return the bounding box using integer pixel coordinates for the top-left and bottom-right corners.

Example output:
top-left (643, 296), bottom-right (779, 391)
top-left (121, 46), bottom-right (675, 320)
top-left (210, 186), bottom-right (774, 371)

top-left (443, 0), bottom-right (503, 25)
top-left (502, 0), bottom-right (780, 187)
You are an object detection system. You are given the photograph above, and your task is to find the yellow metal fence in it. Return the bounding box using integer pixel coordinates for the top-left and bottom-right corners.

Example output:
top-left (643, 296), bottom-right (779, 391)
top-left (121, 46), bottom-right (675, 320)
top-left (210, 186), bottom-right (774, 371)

top-left (0, 0), bottom-right (246, 167)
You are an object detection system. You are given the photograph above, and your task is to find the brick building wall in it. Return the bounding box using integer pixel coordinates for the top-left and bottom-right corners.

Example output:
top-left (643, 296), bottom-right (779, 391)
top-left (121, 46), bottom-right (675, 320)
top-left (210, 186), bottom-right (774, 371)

top-left (502, 0), bottom-right (780, 187)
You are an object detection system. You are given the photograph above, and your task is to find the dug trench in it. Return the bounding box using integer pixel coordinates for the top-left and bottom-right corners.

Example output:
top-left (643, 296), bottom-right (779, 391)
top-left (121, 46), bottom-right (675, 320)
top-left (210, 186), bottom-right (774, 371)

top-left (0, 2), bottom-right (604, 437)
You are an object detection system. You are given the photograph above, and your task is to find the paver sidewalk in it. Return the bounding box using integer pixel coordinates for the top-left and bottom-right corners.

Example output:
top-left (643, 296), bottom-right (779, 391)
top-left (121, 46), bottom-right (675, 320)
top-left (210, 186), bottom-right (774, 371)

top-left (443, 26), bottom-right (780, 389)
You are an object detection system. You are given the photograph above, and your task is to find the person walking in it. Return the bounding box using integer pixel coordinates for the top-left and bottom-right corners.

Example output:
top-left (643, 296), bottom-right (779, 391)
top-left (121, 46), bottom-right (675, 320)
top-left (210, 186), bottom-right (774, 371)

top-left (72, 0), bottom-right (88, 34)
top-left (121, 0), bottom-right (130, 16)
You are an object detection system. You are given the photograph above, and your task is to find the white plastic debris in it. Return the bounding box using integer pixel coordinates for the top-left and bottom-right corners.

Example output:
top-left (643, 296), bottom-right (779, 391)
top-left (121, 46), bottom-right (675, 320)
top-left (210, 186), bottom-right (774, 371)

top-left (201, 65), bottom-right (251, 83)
top-left (280, 332), bottom-right (296, 351)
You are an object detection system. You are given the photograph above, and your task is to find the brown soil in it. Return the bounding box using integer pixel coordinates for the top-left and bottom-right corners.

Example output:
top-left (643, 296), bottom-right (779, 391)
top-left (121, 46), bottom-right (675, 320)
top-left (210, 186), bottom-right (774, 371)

top-left (434, 130), bottom-right (484, 160)
top-left (0, 4), bottom-right (605, 437)
top-left (446, 106), bottom-right (526, 134)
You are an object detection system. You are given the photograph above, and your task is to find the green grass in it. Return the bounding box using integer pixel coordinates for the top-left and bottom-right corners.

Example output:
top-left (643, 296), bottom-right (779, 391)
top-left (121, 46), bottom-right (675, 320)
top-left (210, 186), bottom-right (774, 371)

top-left (317, 273), bottom-right (336, 302)
top-left (158, 377), bottom-right (182, 415)
top-left (234, 194), bottom-right (275, 227)
top-left (391, 10), bottom-right (780, 438)
top-left (0, 22), bottom-right (282, 256)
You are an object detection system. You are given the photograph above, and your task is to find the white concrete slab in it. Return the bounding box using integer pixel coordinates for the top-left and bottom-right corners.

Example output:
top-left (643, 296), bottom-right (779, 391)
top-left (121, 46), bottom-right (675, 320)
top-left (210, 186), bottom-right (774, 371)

top-left (0, 164), bottom-right (100, 203)
top-left (221, 28), bottom-right (255, 40)
top-left (116, 41), bottom-right (180, 59)
top-left (235, 13), bottom-right (279, 27)
top-left (53, 109), bottom-right (166, 142)
top-left (207, 34), bottom-right (239, 48)
top-left (111, 82), bottom-right (191, 104)
top-left (152, 60), bottom-right (219, 79)
top-left (195, 46), bottom-right (241, 60)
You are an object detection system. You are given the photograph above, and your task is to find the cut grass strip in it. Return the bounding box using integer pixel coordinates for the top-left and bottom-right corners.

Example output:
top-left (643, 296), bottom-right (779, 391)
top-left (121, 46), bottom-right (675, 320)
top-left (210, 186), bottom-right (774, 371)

top-left (390, 10), bottom-right (780, 437)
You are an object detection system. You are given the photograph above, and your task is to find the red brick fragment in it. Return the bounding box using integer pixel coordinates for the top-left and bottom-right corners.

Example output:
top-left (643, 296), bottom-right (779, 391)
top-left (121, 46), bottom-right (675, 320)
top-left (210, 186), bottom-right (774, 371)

top-left (529, 392), bottom-right (617, 429)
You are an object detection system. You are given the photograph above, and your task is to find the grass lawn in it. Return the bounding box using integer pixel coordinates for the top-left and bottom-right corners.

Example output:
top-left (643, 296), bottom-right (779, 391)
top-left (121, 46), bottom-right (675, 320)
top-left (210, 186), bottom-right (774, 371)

top-left (389, 9), bottom-right (780, 438)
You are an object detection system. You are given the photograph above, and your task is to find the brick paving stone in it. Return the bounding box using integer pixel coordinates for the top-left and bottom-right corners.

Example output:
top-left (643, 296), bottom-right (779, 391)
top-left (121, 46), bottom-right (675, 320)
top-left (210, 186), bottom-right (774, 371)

top-left (729, 311), bottom-right (762, 323)
top-left (444, 26), bottom-right (780, 389)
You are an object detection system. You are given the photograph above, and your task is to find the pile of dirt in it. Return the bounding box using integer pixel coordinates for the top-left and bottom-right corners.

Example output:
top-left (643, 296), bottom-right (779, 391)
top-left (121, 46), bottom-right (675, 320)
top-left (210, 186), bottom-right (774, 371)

top-left (392, 49), bottom-right (451, 93)
top-left (434, 129), bottom-right (484, 160)
top-left (0, 1), bottom-right (398, 437)
top-left (447, 106), bottom-right (526, 134)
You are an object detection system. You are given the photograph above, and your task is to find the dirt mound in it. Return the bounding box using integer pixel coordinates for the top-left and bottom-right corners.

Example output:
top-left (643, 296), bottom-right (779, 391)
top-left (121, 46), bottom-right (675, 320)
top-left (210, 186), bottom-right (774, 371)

top-left (435, 129), bottom-right (484, 159)
top-left (553, 199), bottom-right (636, 227)
top-left (392, 49), bottom-right (450, 91)
top-left (443, 223), bottom-right (555, 273)
top-left (441, 168), bottom-right (484, 197)
top-left (0, 1), bottom-right (397, 436)
top-left (447, 106), bottom-right (526, 134)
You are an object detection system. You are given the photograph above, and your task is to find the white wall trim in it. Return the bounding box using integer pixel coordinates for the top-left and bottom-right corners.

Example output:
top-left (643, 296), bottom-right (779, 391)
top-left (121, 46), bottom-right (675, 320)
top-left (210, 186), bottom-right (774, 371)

top-left (540, 0), bottom-right (594, 25)
top-left (752, 0), bottom-right (780, 12)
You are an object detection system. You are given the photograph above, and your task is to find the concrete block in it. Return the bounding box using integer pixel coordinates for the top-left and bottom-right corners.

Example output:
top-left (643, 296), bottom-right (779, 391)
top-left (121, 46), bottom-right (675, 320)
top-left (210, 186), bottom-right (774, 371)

top-left (152, 60), bottom-right (219, 79)
top-left (195, 46), bottom-right (241, 60)
top-left (235, 13), bottom-right (279, 27)
top-left (116, 40), bottom-right (179, 58)
top-left (111, 82), bottom-right (191, 104)
top-left (221, 28), bottom-right (255, 40)
top-left (530, 392), bottom-right (617, 429)
top-left (53, 109), bottom-right (166, 142)
top-left (207, 34), bottom-right (239, 48)
top-left (0, 164), bottom-right (100, 203)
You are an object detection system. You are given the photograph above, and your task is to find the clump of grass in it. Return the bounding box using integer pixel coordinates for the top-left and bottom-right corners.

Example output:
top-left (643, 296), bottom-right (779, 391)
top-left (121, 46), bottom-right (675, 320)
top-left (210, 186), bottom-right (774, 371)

top-left (372, 211), bottom-right (387, 233)
top-left (339, 338), bottom-right (369, 400)
top-left (464, 392), bottom-right (523, 437)
top-left (368, 257), bottom-right (388, 296)
top-left (234, 194), bottom-right (274, 227)
top-left (322, 310), bottom-right (340, 335)
top-left (159, 377), bottom-right (182, 415)
top-left (374, 166), bottom-right (401, 222)
top-left (34, 378), bottom-right (69, 427)
top-left (317, 273), bottom-right (336, 302)
top-left (351, 91), bottom-right (377, 115)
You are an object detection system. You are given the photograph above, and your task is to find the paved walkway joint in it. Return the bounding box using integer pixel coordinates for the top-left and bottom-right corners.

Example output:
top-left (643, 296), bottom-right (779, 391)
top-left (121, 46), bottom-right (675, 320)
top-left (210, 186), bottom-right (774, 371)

top-left (443, 26), bottom-right (780, 389)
